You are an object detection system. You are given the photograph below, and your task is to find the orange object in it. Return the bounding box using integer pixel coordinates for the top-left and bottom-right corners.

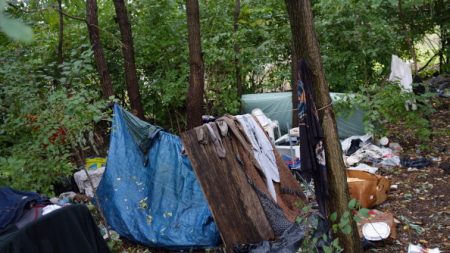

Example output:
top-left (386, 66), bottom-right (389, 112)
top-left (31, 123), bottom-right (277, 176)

top-left (346, 170), bottom-right (390, 208)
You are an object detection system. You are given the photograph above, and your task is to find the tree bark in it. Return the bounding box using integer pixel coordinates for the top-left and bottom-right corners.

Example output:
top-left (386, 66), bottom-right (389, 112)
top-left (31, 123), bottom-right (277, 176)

top-left (86, 0), bottom-right (114, 99)
top-left (57, 0), bottom-right (63, 66)
top-left (284, 1), bottom-right (362, 252)
top-left (290, 45), bottom-right (299, 128)
top-left (185, 0), bottom-right (205, 129)
top-left (113, 0), bottom-right (145, 119)
top-left (234, 0), bottom-right (243, 100)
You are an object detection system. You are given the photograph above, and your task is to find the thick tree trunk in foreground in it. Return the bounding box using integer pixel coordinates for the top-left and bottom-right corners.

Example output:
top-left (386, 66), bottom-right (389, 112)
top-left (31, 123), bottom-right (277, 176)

top-left (186, 0), bottom-right (205, 129)
top-left (234, 0), bottom-right (243, 100)
top-left (284, 0), bottom-right (362, 252)
top-left (113, 0), bottom-right (145, 119)
top-left (290, 46), bottom-right (299, 127)
top-left (86, 0), bottom-right (114, 99)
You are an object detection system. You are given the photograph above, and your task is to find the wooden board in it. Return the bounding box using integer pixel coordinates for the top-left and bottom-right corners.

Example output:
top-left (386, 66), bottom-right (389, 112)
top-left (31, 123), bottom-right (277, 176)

top-left (181, 124), bottom-right (274, 252)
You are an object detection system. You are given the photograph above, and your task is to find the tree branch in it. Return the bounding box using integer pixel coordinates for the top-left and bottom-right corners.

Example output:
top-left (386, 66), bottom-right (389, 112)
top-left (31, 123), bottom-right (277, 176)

top-left (418, 51), bottom-right (440, 72)
top-left (53, 7), bottom-right (87, 24)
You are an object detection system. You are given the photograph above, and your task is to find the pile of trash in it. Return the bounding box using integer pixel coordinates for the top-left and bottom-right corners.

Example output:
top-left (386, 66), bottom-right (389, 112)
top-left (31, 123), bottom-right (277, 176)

top-left (339, 134), bottom-right (442, 252)
top-left (342, 134), bottom-right (432, 174)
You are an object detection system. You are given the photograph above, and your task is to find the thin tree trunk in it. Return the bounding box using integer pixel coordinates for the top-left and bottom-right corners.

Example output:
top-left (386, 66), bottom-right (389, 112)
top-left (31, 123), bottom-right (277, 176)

top-left (86, 0), bottom-right (114, 99)
top-left (284, 1), bottom-right (362, 252)
top-left (234, 0), bottom-right (243, 100)
top-left (186, 0), bottom-right (205, 129)
top-left (113, 0), bottom-right (145, 119)
top-left (57, 0), bottom-right (63, 66)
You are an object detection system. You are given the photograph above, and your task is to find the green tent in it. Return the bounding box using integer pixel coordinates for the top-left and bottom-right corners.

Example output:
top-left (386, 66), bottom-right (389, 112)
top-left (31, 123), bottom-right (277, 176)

top-left (241, 92), bottom-right (365, 139)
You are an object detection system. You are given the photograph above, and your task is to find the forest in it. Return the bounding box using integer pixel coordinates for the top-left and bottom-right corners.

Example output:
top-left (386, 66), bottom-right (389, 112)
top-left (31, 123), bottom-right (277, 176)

top-left (0, 0), bottom-right (449, 252)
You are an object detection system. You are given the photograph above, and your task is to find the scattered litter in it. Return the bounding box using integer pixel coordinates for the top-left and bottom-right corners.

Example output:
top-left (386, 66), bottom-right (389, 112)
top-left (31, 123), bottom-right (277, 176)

top-left (408, 243), bottom-right (440, 253)
top-left (379, 137), bottom-right (389, 146)
top-left (347, 171), bottom-right (390, 208)
top-left (74, 166), bottom-right (105, 197)
top-left (357, 209), bottom-right (397, 240)
top-left (362, 222), bottom-right (391, 241)
top-left (400, 157), bottom-right (432, 169)
top-left (398, 215), bottom-right (425, 235)
top-left (348, 163), bottom-right (378, 174)
top-left (390, 184), bottom-right (398, 190)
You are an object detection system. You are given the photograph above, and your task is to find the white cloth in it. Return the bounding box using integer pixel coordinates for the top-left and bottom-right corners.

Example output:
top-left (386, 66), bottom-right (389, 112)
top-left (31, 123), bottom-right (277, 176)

top-left (236, 114), bottom-right (280, 202)
top-left (74, 167), bottom-right (105, 197)
top-left (389, 55), bottom-right (413, 92)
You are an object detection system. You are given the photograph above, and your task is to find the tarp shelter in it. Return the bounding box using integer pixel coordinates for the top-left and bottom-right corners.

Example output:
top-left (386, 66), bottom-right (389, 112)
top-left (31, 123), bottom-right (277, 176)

top-left (96, 104), bottom-right (220, 249)
top-left (241, 92), bottom-right (366, 138)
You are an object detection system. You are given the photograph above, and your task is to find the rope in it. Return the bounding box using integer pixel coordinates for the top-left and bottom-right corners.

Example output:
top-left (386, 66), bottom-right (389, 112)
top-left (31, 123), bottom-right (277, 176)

top-left (317, 102), bottom-right (333, 111)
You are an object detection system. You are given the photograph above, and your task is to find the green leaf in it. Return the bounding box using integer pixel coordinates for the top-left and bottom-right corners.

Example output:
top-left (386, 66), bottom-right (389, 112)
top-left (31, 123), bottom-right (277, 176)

top-left (358, 208), bottom-right (370, 218)
top-left (348, 199), bottom-right (357, 209)
top-left (330, 212), bottom-right (337, 222)
top-left (342, 224), bottom-right (352, 235)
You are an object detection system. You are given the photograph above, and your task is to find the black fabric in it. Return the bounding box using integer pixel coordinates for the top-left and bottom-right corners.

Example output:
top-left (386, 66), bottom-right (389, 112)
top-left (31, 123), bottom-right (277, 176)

top-left (253, 187), bottom-right (293, 236)
top-left (0, 187), bottom-right (49, 232)
top-left (346, 139), bottom-right (362, 156)
top-left (233, 214), bottom-right (330, 253)
top-left (0, 205), bottom-right (110, 253)
top-left (234, 223), bottom-right (305, 253)
top-left (297, 60), bottom-right (329, 217)
top-left (400, 157), bottom-right (432, 169)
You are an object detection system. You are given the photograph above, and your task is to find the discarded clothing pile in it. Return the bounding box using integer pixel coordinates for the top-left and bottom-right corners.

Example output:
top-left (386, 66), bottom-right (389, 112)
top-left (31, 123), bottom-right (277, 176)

top-left (96, 104), bottom-right (220, 249)
top-left (181, 114), bottom-right (307, 252)
top-left (0, 187), bottom-right (109, 253)
top-left (342, 134), bottom-right (432, 173)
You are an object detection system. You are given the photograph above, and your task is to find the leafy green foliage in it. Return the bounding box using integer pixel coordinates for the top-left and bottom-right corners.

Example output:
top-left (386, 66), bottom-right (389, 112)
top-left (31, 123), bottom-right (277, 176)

top-left (0, 33), bottom-right (108, 194)
top-left (297, 199), bottom-right (369, 252)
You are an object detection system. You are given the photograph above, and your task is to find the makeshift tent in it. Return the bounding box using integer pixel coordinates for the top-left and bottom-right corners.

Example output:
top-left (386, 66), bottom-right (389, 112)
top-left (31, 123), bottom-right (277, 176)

top-left (241, 92), bottom-right (365, 138)
top-left (96, 104), bottom-right (220, 249)
top-left (180, 115), bottom-right (306, 252)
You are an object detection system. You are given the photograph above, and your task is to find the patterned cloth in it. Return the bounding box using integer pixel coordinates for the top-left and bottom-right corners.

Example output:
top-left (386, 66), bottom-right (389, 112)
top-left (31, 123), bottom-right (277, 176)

top-left (297, 60), bottom-right (329, 217)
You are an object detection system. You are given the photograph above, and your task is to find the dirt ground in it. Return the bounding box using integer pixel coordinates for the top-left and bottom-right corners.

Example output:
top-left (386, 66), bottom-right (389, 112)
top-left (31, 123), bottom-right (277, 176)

top-left (368, 97), bottom-right (449, 252)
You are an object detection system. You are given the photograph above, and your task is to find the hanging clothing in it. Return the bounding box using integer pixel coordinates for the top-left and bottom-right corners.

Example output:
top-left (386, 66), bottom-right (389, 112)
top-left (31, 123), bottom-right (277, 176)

top-left (297, 60), bottom-right (329, 217)
top-left (236, 114), bottom-right (280, 202)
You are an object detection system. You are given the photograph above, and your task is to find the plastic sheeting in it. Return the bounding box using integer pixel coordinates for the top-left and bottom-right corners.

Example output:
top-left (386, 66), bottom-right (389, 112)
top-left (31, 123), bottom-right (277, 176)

top-left (241, 92), bottom-right (365, 138)
top-left (96, 104), bottom-right (220, 249)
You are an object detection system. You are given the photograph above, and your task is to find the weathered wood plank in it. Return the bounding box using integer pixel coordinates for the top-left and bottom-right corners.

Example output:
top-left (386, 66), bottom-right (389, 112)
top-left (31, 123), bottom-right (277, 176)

top-left (181, 124), bottom-right (274, 252)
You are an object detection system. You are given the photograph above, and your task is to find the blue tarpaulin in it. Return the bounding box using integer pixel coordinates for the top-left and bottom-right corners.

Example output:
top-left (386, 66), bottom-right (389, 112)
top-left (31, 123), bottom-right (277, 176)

top-left (96, 104), bottom-right (220, 249)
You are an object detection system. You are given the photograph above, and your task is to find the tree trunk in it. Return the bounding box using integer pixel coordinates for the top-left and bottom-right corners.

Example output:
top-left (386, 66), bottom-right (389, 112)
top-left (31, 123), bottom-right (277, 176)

top-left (113, 0), bottom-right (145, 119)
top-left (86, 0), bottom-right (114, 99)
top-left (290, 45), bottom-right (299, 128)
top-left (186, 0), bottom-right (205, 129)
top-left (234, 0), bottom-right (243, 101)
top-left (57, 0), bottom-right (63, 66)
top-left (284, 1), bottom-right (362, 252)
